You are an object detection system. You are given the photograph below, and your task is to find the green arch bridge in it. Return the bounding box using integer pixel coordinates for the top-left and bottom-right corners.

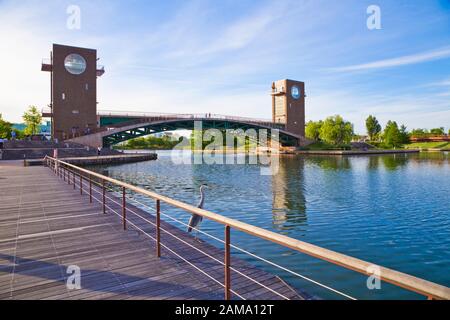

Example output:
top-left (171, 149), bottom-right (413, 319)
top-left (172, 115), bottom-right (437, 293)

top-left (68, 111), bottom-right (308, 148)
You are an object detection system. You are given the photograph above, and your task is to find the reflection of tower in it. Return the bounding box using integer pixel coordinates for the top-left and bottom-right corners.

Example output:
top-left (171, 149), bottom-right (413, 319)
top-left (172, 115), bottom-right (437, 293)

top-left (271, 79), bottom-right (305, 137)
top-left (271, 156), bottom-right (307, 229)
top-left (41, 44), bottom-right (105, 141)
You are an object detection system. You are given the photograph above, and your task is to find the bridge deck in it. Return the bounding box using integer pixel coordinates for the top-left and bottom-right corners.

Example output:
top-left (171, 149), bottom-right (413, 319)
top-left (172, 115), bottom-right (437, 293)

top-left (0, 161), bottom-right (307, 300)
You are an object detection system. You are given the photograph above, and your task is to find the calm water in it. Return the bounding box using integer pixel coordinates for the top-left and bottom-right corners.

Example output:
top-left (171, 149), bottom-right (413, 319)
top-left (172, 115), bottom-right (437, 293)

top-left (89, 151), bottom-right (450, 299)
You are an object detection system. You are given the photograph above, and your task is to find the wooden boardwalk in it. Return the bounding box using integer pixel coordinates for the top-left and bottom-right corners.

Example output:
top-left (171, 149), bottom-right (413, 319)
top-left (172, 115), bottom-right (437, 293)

top-left (0, 161), bottom-right (308, 300)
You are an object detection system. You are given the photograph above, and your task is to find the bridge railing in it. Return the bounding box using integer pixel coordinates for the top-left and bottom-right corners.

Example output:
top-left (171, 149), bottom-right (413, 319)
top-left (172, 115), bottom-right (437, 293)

top-left (44, 156), bottom-right (450, 300)
top-left (98, 110), bottom-right (283, 129)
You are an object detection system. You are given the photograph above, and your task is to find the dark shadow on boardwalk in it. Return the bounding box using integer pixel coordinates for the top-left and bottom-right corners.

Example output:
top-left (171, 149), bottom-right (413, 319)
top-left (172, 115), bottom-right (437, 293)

top-left (0, 253), bottom-right (223, 299)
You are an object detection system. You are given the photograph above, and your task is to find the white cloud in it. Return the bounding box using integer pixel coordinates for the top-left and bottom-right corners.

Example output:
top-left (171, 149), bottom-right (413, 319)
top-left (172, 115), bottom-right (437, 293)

top-left (330, 47), bottom-right (450, 72)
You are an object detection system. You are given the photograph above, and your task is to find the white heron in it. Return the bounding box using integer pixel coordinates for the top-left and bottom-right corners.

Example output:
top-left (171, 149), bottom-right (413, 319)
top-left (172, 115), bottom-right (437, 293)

top-left (187, 185), bottom-right (207, 236)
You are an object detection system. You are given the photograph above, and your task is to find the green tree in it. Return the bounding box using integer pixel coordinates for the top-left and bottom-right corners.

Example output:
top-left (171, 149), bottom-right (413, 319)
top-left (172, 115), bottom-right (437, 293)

top-left (365, 115), bottom-right (382, 141)
top-left (12, 129), bottom-right (25, 140)
top-left (122, 135), bottom-right (182, 150)
top-left (399, 124), bottom-right (410, 144)
top-left (305, 120), bottom-right (323, 141)
top-left (0, 114), bottom-right (13, 139)
top-left (319, 115), bottom-right (354, 145)
top-left (191, 130), bottom-right (208, 150)
top-left (410, 128), bottom-right (429, 138)
top-left (430, 127), bottom-right (445, 135)
top-left (383, 121), bottom-right (402, 148)
top-left (22, 106), bottom-right (42, 136)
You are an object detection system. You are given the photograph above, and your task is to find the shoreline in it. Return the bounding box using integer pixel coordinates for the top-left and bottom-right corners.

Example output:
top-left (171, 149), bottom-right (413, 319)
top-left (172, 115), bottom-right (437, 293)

top-left (24, 153), bottom-right (157, 166)
top-left (291, 149), bottom-right (421, 156)
top-left (120, 148), bottom-right (425, 156)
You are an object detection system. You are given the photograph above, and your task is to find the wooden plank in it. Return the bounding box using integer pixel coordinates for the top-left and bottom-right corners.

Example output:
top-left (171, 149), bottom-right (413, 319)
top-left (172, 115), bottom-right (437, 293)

top-left (0, 161), bottom-right (305, 300)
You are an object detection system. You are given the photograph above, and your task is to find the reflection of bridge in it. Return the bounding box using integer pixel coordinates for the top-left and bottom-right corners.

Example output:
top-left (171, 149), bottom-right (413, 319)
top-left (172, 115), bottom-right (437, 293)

top-left (68, 110), bottom-right (308, 148)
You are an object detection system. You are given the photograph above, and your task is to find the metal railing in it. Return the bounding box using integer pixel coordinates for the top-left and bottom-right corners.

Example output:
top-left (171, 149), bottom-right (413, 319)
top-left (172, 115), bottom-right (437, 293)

top-left (44, 156), bottom-right (450, 300)
top-left (97, 110), bottom-right (282, 129)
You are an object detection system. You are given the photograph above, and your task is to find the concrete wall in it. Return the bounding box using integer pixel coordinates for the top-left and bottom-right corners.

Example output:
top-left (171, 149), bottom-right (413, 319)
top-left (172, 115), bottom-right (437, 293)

top-left (67, 133), bottom-right (104, 148)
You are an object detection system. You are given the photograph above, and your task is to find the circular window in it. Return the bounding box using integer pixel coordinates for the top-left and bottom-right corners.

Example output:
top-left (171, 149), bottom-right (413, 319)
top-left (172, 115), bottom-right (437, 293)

top-left (291, 86), bottom-right (300, 100)
top-left (64, 54), bottom-right (87, 75)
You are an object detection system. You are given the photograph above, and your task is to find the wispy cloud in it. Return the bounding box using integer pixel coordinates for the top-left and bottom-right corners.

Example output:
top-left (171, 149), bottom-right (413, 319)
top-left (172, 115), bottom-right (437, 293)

top-left (426, 79), bottom-right (450, 87)
top-left (330, 47), bottom-right (450, 72)
top-left (198, 3), bottom-right (285, 55)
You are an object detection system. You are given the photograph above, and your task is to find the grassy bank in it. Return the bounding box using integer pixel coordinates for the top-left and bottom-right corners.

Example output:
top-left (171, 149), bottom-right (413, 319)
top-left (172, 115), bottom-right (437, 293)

top-left (304, 141), bottom-right (449, 152)
top-left (304, 141), bottom-right (352, 151)
top-left (403, 141), bottom-right (450, 150)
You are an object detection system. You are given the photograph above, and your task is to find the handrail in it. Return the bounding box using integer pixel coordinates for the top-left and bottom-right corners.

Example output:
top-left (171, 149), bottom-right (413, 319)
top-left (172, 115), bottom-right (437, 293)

top-left (44, 156), bottom-right (450, 300)
top-left (97, 110), bottom-right (276, 124)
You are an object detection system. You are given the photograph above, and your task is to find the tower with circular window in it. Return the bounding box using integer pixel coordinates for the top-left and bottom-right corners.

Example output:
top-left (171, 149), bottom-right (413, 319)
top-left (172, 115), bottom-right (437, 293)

top-left (271, 79), bottom-right (305, 138)
top-left (41, 44), bottom-right (105, 141)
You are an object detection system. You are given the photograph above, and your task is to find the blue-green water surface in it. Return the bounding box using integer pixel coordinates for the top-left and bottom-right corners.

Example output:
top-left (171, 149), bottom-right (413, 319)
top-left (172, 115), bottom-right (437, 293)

top-left (89, 151), bottom-right (449, 299)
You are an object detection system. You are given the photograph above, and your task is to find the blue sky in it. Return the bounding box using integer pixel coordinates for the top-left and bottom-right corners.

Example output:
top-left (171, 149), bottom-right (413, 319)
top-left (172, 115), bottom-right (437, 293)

top-left (0, 0), bottom-right (449, 133)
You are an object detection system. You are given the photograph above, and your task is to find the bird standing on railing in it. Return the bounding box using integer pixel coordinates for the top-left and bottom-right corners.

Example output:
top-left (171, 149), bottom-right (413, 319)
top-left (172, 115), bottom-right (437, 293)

top-left (187, 185), bottom-right (207, 236)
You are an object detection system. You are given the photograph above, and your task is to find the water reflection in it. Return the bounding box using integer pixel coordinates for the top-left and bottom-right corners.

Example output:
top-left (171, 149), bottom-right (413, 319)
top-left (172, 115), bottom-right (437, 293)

top-left (271, 155), bottom-right (307, 231)
top-left (308, 156), bottom-right (352, 170)
top-left (89, 150), bottom-right (450, 299)
top-left (381, 154), bottom-right (408, 170)
top-left (413, 151), bottom-right (450, 166)
top-left (367, 155), bottom-right (380, 170)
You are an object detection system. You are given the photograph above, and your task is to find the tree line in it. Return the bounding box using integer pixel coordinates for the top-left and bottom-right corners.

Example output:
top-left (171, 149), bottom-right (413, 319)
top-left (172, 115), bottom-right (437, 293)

top-left (120, 135), bottom-right (182, 150)
top-left (0, 106), bottom-right (42, 139)
top-left (306, 115), bottom-right (448, 148)
top-left (2, 106), bottom-right (447, 151)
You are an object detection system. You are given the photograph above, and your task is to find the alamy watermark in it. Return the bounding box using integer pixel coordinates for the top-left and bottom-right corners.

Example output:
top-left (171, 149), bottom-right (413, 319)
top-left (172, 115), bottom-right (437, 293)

top-left (366, 265), bottom-right (382, 290)
top-left (67, 5), bottom-right (81, 30)
top-left (367, 5), bottom-right (382, 30)
top-left (66, 265), bottom-right (81, 290)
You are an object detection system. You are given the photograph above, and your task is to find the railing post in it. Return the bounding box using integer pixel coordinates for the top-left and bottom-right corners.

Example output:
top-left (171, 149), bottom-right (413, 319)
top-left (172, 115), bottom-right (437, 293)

top-left (225, 225), bottom-right (231, 300)
top-left (63, 166), bottom-right (66, 182)
top-left (156, 199), bottom-right (161, 258)
top-left (102, 179), bottom-right (106, 214)
top-left (89, 174), bottom-right (92, 203)
top-left (80, 173), bottom-right (83, 195)
top-left (73, 171), bottom-right (76, 190)
top-left (122, 186), bottom-right (126, 230)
